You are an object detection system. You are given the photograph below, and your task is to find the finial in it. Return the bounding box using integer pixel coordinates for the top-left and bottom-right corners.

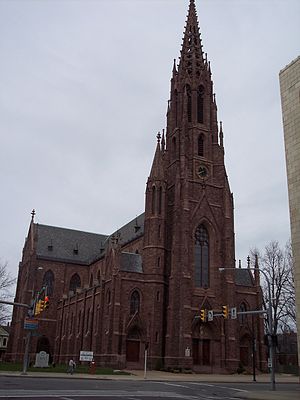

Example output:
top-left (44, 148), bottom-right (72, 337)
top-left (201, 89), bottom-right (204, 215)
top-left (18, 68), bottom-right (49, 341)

top-left (31, 209), bottom-right (36, 222)
top-left (161, 129), bottom-right (165, 151)
top-left (219, 121), bottom-right (224, 147)
top-left (157, 132), bottom-right (161, 143)
top-left (247, 255), bottom-right (251, 269)
top-left (172, 58), bottom-right (177, 74)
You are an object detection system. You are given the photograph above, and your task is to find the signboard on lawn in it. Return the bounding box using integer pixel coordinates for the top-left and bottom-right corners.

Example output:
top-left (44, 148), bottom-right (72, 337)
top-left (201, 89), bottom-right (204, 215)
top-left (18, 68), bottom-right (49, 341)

top-left (80, 351), bottom-right (93, 361)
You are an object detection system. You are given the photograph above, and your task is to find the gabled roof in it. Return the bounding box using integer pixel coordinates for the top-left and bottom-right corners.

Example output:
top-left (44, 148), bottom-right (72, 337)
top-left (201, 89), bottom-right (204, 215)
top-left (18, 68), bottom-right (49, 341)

top-left (34, 213), bottom-right (145, 266)
top-left (235, 268), bottom-right (254, 287)
top-left (0, 326), bottom-right (10, 336)
top-left (36, 224), bottom-right (108, 265)
top-left (110, 213), bottom-right (144, 247)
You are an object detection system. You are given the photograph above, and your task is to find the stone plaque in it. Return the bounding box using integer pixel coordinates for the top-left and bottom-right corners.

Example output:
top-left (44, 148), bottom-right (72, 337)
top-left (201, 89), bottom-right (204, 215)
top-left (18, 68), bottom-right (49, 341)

top-left (34, 351), bottom-right (49, 368)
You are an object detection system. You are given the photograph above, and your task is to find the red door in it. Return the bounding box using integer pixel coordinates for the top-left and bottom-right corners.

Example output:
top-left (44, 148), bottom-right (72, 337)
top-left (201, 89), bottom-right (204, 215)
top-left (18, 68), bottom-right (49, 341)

top-left (126, 340), bottom-right (140, 362)
top-left (203, 339), bottom-right (210, 365)
top-left (192, 339), bottom-right (200, 365)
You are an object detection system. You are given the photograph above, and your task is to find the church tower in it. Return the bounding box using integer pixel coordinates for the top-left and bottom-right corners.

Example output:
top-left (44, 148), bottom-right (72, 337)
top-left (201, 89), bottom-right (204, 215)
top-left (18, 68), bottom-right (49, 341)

top-left (153, 0), bottom-right (237, 370)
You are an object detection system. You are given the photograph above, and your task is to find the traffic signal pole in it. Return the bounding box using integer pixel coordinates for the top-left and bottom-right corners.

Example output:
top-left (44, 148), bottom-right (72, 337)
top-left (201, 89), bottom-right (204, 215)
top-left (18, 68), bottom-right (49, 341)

top-left (219, 267), bottom-right (276, 391)
top-left (0, 299), bottom-right (31, 374)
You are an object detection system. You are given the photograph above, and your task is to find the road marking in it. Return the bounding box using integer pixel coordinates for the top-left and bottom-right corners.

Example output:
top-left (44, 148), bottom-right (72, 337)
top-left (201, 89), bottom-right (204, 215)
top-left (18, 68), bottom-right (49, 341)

top-left (187, 382), bottom-right (215, 387)
top-left (217, 386), bottom-right (248, 392)
top-left (158, 382), bottom-right (191, 389)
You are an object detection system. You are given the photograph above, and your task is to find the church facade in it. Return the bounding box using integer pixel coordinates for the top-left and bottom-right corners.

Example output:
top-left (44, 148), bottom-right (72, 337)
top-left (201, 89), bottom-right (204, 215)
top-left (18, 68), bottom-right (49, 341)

top-left (7, 1), bottom-right (266, 373)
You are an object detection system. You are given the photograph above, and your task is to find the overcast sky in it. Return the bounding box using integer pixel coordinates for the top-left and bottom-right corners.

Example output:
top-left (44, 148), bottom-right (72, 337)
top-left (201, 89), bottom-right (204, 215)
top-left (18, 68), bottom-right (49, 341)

top-left (1, 0), bottom-right (299, 281)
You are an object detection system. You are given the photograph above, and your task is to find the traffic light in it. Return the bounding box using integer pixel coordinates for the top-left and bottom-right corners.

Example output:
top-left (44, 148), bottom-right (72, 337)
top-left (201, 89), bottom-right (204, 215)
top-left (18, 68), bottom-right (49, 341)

top-left (44, 296), bottom-right (49, 310)
top-left (200, 309), bottom-right (206, 322)
top-left (222, 305), bottom-right (228, 319)
top-left (34, 300), bottom-right (42, 316)
top-left (40, 300), bottom-right (45, 311)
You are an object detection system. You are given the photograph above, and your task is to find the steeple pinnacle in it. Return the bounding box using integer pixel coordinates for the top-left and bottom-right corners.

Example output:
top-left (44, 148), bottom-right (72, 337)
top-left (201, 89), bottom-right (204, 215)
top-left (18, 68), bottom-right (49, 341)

top-left (149, 132), bottom-right (164, 181)
top-left (179, 0), bottom-right (205, 76)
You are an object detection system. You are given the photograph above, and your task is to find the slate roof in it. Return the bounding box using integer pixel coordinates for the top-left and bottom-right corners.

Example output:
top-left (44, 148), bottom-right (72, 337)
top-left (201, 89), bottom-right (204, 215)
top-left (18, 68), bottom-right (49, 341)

top-left (34, 213), bottom-right (145, 266)
top-left (110, 213), bottom-right (145, 247)
top-left (120, 252), bottom-right (143, 273)
top-left (36, 224), bottom-right (108, 265)
top-left (235, 268), bottom-right (254, 287)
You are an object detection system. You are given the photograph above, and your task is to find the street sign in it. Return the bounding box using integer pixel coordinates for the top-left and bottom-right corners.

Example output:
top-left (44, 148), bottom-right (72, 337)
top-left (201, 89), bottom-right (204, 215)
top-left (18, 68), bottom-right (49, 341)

top-left (230, 307), bottom-right (237, 319)
top-left (24, 318), bottom-right (38, 330)
top-left (80, 351), bottom-right (93, 361)
top-left (268, 358), bottom-right (272, 368)
top-left (207, 310), bottom-right (214, 321)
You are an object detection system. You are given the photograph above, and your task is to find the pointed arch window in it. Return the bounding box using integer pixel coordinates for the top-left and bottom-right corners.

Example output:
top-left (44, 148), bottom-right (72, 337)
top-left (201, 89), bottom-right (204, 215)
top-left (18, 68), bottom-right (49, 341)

top-left (197, 86), bottom-right (204, 123)
top-left (239, 302), bottom-right (247, 324)
top-left (42, 269), bottom-right (54, 296)
top-left (172, 136), bottom-right (177, 159)
top-left (158, 186), bottom-right (162, 214)
top-left (130, 290), bottom-right (140, 315)
top-left (194, 225), bottom-right (209, 288)
top-left (69, 273), bottom-right (81, 293)
top-left (174, 90), bottom-right (178, 127)
top-left (151, 186), bottom-right (156, 214)
top-left (186, 85), bottom-right (192, 122)
top-left (198, 134), bottom-right (204, 157)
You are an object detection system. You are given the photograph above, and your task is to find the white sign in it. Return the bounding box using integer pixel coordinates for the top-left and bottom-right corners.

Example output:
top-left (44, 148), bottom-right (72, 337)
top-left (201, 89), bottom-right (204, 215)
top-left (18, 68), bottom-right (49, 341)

top-left (80, 351), bottom-right (93, 361)
top-left (230, 307), bottom-right (237, 319)
top-left (185, 347), bottom-right (191, 357)
top-left (268, 358), bottom-right (272, 368)
top-left (207, 310), bottom-right (214, 321)
top-left (34, 351), bottom-right (49, 368)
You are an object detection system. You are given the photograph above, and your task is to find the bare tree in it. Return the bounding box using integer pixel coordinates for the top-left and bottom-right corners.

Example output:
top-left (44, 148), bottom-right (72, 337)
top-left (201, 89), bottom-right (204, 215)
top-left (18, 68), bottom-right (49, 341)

top-left (0, 260), bottom-right (16, 324)
top-left (251, 240), bottom-right (296, 335)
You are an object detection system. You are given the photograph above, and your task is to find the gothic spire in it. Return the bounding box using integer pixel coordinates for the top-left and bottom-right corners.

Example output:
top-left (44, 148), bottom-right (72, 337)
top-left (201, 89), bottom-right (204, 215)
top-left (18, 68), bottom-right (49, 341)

top-left (178, 0), bottom-right (205, 76)
top-left (149, 132), bottom-right (164, 181)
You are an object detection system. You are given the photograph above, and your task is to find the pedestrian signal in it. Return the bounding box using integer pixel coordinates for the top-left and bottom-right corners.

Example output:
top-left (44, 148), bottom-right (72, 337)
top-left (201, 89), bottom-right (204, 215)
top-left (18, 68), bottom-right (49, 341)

top-left (200, 309), bottom-right (206, 322)
top-left (222, 305), bottom-right (228, 319)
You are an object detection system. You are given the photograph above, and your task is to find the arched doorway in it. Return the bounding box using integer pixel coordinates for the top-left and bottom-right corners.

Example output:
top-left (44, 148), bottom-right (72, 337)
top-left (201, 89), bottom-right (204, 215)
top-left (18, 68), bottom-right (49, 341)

top-left (126, 326), bottom-right (141, 363)
top-left (240, 334), bottom-right (252, 368)
top-left (192, 321), bottom-right (213, 368)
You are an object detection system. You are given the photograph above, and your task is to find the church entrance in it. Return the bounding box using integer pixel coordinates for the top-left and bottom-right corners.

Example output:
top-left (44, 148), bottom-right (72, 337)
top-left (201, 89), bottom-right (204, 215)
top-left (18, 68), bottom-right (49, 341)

top-left (192, 338), bottom-right (210, 366)
top-left (126, 340), bottom-right (140, 362)
top-left (126, 327), bottom-right (141, 363)
top-left (240, 335), bottom-right (252, 368)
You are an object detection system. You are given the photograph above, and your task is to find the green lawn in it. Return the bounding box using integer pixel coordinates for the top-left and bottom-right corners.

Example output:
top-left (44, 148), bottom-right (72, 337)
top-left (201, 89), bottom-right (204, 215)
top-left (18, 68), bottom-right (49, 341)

top-left (0, 362), bottom-right (130, 375)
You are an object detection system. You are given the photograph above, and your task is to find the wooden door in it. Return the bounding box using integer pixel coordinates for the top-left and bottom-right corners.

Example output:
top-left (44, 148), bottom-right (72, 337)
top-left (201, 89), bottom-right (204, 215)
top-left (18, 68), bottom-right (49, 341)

top-left (126, 340), bottom-right (140, 362)
top-left (202, 339), bottom-right (210, 365)
top-left (192, 339), bottom-right (200, 365)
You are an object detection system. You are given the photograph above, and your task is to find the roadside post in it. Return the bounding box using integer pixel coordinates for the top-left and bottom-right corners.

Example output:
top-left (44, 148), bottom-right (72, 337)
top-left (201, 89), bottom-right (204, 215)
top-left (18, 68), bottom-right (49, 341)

top-left (144, 342), bottom-right (149, 379)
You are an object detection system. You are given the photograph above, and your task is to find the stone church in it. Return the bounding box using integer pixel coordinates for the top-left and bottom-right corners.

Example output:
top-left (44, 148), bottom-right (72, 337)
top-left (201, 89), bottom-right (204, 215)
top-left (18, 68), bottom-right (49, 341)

top-left (7, 1), bottom-right (266, 372)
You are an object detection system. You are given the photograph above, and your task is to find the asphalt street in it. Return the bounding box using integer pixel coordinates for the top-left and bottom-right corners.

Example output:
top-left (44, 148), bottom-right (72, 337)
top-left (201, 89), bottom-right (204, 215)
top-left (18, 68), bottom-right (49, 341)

top-left (0, 377), bottom-right (299, 400)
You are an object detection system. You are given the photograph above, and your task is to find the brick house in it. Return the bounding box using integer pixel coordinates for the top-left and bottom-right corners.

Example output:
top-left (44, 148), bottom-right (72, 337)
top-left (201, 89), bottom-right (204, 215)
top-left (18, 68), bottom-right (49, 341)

top-left (7, 0), bottom-right (266, 373)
